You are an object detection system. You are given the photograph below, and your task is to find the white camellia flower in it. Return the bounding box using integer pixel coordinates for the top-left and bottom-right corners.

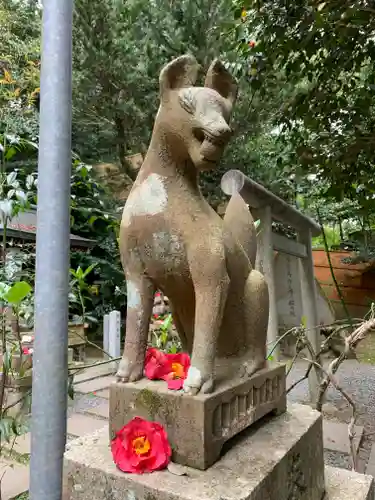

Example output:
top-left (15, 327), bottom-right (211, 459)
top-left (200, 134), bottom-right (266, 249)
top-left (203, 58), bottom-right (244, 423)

top-left (0, 199), bottom-right (13, 219)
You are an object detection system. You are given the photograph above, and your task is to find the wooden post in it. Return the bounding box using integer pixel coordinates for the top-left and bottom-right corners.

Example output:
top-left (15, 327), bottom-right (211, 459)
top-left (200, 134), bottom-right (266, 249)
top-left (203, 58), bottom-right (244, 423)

top-left (255, 206), bottom-right (279, 360)
top-left (298, 229), bottom-right (322, 402)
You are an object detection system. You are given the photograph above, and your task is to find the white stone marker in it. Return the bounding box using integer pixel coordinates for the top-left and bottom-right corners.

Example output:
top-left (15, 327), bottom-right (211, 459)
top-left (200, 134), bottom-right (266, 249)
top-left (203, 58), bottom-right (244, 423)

top-left (108, 310), bottom-right (121, 358)
top-left (103, 313), bottom-right (110, 355)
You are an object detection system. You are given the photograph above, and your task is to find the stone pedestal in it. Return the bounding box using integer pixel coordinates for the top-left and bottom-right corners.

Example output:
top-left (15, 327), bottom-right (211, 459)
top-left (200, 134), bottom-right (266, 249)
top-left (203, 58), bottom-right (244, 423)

top-left (109, 364), bottom-right (286, 470)
top-left (65, 403), bottom-right (374, 500)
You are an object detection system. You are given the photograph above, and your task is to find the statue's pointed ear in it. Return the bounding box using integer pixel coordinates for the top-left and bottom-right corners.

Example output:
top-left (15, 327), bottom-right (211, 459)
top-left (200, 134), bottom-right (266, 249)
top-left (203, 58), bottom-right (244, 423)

top-left (159, 55), bottom-right (200, 100)
top-left (204, 59), bottom-right (238, 106)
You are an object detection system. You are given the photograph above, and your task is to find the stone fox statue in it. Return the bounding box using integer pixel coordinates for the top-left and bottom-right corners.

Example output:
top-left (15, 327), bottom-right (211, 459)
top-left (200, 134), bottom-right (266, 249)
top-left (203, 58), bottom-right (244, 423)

top-left (117, 55), bottom-right (269, 395)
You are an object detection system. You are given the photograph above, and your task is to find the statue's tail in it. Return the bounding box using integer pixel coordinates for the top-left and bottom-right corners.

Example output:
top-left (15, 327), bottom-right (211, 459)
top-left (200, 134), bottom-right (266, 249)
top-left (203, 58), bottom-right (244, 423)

top-left (223, 193), bottom-right (257, 268)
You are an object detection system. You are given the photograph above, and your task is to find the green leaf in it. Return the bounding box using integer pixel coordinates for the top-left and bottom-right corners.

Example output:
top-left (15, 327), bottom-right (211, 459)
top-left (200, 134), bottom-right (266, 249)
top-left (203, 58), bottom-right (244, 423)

top-left (82, 263), bottom-right (97, 278)
top-left (160, 330), bottom-right (168, 347)
top-left (5, 281), bottom-right (32, 304)
top-left (70, 268), bottom-right (78, 278)
top-left (88, 215), bottom-right (98, 226)
top-left (7, 172), bottom-right (17, 186)
top-left (18, 362), bottom-right (26, 378)
top-left (26, 174), bottom-right (34, 189)
top-left (0, 417), bottom-right (13, 442)
top-left (0, 282), bottom-right (10, 300)
top-left (76, 267), bottom-right (84, 279)
top-left (68, 376), bottom-right (75, 400)
top-left (7, 189), bottom-right (15, 199)
top-left (11, 418), bottom-right (21, 436)
top-left (2, 350), bottom-right (11, 372)
top-left (5, 147), bottom-right (17, 161)
top-left (162, 314), bottom-right (173, 331)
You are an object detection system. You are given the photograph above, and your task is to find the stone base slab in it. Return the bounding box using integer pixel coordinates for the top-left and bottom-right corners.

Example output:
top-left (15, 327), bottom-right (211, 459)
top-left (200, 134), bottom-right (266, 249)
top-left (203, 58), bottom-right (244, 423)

top-left (66, 403), bottom-right (329, 500)
top-left (324, 466), bottom-right (373, 499)
top-left (109, 363), bottom-right (286, 470)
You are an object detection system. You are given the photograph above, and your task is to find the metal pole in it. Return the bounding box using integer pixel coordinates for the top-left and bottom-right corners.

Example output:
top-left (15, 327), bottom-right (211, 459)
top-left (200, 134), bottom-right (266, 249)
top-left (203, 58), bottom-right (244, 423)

top-left (29, 1), bottom-right (73, 499)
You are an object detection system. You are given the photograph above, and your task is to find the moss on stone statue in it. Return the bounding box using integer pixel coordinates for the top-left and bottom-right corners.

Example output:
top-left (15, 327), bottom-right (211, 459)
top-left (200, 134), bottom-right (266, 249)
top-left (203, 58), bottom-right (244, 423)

top-left (136, 389), bottom-right (162, 420)
top-left (145, 494), bottom-right (158, 500)
top-left (136, 388), bottom-right (176, 425)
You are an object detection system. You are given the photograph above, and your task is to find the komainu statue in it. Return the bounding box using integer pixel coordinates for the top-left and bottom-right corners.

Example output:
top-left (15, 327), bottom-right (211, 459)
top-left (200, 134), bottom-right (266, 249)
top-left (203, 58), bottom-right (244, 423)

top-left (116, 55), bottom-right (269, 394)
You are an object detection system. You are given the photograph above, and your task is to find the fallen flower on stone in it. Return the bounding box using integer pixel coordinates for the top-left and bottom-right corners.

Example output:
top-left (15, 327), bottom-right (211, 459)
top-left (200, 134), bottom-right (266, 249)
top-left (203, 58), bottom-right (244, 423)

top-left (144, 348), bottom-right (190, 390)
top-left (144, 347), bottom-right (170, 380)
top-left (163, 352), bottom-right (190, 390)
top-left (111, 417), bottom-right (171, 474)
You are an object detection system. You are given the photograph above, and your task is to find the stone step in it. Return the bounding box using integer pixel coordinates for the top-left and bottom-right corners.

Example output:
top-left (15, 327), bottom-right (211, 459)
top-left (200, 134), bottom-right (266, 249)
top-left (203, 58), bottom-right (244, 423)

top-left (64, 403), bottom-right (375, 500)
top-left (65, 403), bottom-right (326, 500)
top-left (66, 413), bottom-right (108, 438)
top-left (0, 459), bottom-right (29, 499)
top-left (9, 432), bottom-right (31, 456)
top-left (325, 465), bottom-right (373, 499)
top-left (95, 388), bottom-right (109, 399)
top-left (366, 442), bottom-right (375, 478)
top-left (323, 419), bottom-right (364, 455)
top-left (83, 400), bottom-right (109, 420)
top-left (73, 360), bottom-right (118, 384)
top-left (74, 375), bottom-right (115, 394)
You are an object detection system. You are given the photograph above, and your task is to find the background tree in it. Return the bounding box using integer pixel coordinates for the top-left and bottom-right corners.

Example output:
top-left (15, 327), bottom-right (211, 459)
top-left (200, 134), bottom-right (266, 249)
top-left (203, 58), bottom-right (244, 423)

top-left (224, 0), bottom-right (375, 251)
top-left (71, 0), bottom-right (283, 208)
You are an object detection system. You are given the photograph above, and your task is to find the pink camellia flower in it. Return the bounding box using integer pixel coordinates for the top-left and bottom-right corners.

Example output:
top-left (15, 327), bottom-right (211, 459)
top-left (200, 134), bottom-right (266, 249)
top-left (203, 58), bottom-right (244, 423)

top-left (144, 348), bottom-right (191, 391)
top-left (163, 352), bottom-right (191, 390)
top-left (144, 348), bottom-right (170, 380)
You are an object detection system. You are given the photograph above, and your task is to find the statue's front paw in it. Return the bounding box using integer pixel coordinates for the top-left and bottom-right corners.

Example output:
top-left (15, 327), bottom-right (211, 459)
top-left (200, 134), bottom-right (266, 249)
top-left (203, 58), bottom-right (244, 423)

top-left (116, 357), bottom-right (144, 383)
top-left (239, 357), bottom-right (265, 378)
top-left (183, 366), bottom-right (214, 395)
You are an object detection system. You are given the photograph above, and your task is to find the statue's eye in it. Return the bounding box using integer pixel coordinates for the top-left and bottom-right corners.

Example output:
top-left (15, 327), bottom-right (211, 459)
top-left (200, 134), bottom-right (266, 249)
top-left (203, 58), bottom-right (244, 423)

top-left (179, 91), bottom-right (195, 114)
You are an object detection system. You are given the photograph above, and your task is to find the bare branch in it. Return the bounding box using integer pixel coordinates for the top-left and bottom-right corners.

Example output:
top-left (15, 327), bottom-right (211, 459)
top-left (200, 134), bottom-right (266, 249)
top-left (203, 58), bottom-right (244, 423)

top-left (303, 357), bottom-right (358, 471)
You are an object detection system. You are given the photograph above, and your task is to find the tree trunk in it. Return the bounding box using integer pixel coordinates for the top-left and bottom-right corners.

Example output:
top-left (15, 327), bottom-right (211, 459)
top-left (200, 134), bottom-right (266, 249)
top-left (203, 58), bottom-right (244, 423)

top-left (114, 115), bottom-right (137, 181)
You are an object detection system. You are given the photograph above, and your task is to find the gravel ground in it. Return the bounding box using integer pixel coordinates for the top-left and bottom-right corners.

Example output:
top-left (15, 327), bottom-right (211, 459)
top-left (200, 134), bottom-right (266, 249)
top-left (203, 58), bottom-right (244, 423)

top-left (287, 359), bottom-right (375, 433)
top-left (287, 358), bottom-right (375, 472)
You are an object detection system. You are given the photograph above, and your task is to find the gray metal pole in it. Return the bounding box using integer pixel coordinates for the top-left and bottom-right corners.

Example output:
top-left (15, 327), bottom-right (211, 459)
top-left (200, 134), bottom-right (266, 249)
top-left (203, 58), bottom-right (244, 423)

top-left (29, 1), bottom-right (73, 499)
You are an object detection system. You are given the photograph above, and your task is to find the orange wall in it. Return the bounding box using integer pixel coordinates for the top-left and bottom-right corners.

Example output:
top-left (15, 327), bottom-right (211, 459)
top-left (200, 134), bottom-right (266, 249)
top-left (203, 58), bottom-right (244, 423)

top-left (313, 250), bottom-right (375, 318)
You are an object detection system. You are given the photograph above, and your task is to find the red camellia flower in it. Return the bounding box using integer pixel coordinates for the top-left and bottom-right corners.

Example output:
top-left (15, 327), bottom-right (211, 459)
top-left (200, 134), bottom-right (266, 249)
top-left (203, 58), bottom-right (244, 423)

top-left (111, 417), bottom-right (171, 474)
top-left (248, 40), bottom-right (256, 48)
top-left (144, 348), bottom-right (170, 380)
top-left (144, 348), bottom-right (190, 390)
top-left (163, 352), bottom-right (190, 390)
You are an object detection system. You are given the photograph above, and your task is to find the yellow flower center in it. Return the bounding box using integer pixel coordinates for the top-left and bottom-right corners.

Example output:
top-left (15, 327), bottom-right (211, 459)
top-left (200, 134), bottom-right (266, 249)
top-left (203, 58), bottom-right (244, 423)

top-left (171, 362), bottom-right (184, 379)
top-left (132, 435), bottom-right (151, 456)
